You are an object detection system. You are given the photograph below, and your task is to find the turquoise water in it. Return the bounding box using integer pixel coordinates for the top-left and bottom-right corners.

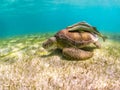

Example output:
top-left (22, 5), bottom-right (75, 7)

top-left (0, 0), bottom-right (120, 37)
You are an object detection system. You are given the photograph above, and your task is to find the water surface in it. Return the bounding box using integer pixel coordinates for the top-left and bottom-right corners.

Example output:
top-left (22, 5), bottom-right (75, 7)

top-left (0, 0), bottom-right (120, 37)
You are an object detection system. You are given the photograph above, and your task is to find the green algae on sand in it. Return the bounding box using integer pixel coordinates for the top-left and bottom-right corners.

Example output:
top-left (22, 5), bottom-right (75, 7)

top-left (0, 33), bottom-right (120, 89)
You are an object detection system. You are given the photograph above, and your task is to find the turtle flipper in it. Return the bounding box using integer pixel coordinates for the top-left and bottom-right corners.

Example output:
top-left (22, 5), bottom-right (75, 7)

top-left (62, 47), bottom-right (93, 60)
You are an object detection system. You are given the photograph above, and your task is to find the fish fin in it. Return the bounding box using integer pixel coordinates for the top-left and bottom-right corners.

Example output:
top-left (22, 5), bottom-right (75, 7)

top-left (92, 27), bottom-right (100, 33)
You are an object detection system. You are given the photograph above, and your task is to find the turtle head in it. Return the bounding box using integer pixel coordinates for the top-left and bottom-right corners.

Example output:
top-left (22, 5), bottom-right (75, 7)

top-left (42, 37), bottom-right (57, 50)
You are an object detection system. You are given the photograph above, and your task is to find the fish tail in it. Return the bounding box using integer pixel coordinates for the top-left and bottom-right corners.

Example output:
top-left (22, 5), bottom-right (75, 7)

top-left (102, 36), bottom-right (107, 42)
top-left (97, 33), bottom-right (107, 42)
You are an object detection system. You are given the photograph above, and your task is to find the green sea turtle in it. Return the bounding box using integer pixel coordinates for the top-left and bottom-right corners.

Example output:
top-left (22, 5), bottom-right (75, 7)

top-left (42, 27), bottom-right (102, 60)
top-left (67, 21), bottom-right (107, 41)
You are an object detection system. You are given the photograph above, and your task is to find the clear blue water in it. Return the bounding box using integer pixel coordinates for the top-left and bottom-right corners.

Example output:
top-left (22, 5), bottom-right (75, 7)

top-left (0, 0), bottom-right (120, 37)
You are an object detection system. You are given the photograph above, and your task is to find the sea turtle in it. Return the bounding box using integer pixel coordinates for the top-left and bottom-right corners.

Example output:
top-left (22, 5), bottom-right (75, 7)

top-left (42, 27), bottom-right (102, 60)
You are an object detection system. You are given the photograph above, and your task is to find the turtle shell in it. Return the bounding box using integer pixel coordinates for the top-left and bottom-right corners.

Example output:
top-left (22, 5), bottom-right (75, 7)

top-left (55, 29), bottom-right (98, 48)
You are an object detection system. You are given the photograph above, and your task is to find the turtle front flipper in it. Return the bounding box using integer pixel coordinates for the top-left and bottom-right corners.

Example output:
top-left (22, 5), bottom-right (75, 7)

top-left (62, 47), bottom-right (93, 60)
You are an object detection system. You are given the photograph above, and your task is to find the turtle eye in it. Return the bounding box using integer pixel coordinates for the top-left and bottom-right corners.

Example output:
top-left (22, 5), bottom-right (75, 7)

top-left (42, 40), bottom-right (52, 49)
top-left (42, 42), bottom-right (48, 49)
top-left (42, 37), bottom-right (55, 50)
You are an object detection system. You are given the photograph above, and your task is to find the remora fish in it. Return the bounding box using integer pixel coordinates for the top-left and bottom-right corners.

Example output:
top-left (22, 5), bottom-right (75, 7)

top-left (67, 22), bottom-right (107, 41)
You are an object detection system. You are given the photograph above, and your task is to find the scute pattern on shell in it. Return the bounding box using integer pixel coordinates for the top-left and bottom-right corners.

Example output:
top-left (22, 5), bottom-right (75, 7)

top-left (55, 29), bottom-right (96, 47)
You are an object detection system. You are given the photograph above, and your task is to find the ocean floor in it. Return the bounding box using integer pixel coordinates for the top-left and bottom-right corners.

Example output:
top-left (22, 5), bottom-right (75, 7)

top-left (0, 33), bottom-right (120, 90)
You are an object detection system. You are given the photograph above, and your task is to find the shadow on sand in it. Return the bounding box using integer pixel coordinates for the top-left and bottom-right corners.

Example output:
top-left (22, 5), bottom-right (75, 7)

top-left (41, 46), bottom-right (97, 61)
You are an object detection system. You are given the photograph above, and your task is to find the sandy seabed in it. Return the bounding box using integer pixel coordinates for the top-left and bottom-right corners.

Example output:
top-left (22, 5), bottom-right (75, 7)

top-left (0, 33), bottom-right (120, 90)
